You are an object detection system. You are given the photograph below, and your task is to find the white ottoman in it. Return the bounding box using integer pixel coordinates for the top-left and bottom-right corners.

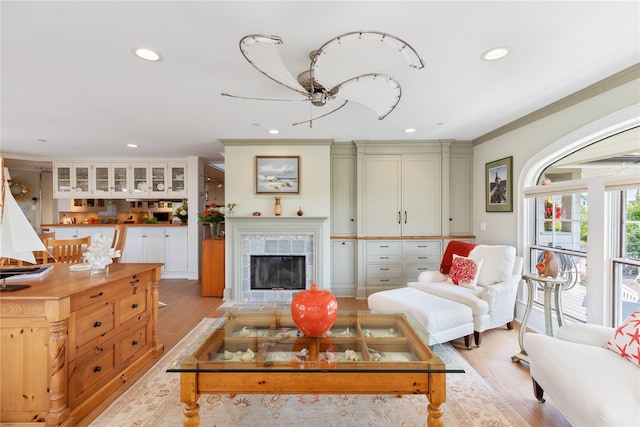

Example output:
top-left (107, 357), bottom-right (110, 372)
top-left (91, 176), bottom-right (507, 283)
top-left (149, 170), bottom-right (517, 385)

top-left (368, 287), bottom-right (475, 348)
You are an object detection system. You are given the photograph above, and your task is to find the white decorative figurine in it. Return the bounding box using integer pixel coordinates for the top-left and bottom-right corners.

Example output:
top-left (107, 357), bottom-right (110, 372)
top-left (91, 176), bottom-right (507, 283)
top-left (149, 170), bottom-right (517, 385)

top-left (84, 233), bottom-right (121, 273)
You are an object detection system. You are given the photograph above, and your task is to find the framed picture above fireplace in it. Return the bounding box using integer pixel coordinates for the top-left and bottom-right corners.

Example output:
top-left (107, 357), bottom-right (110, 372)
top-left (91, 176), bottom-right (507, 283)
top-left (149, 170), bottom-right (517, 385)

top-left (255, 156), bottom-right (300, 194)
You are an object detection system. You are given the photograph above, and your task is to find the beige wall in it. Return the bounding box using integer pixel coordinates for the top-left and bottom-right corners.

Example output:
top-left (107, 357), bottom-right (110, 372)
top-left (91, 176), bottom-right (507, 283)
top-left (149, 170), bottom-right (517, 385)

top-left (221, 140), bottom-right (332, 218)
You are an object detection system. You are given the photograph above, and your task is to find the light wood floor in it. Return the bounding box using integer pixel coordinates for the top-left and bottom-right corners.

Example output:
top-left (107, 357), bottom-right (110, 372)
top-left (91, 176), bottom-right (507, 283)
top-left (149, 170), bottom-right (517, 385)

top-left (83, 279), bottom-right (571, 426)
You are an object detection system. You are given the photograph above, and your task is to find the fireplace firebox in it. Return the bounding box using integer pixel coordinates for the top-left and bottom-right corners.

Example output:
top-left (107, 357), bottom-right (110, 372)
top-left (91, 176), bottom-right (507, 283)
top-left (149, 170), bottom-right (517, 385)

top-left (250, 255), bottom-right (306, 290)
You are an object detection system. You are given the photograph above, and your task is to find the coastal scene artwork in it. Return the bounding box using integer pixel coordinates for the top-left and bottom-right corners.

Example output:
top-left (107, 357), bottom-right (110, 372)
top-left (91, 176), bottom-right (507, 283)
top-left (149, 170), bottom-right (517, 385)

top-left (485, 156), bottom-right (513, 212)
top-left (255, 156), bottom-right (300, 194)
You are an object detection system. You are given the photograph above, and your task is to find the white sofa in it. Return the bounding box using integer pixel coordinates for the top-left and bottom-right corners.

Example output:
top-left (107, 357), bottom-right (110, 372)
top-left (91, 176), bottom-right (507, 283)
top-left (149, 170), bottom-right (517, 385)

top-left (407, 244), bottom-right (523, 346)
top-left (526, 323), bottom-right (640, 427)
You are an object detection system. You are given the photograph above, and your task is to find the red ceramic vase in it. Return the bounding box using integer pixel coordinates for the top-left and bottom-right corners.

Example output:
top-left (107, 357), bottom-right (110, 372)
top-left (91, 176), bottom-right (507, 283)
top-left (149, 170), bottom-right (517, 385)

top-left (291, 283), bottom-right (338, 336)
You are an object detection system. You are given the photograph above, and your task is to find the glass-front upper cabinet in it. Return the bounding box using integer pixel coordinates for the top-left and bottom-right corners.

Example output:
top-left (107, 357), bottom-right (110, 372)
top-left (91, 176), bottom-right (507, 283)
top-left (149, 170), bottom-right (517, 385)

top-left (112, 163), bottom-right (129, 196)
top-left (53, 163), bottom-right (73, 197)
top-left (131, 163), bottom-right (150, 196)
top-left (72, 163), bottom-right (91, 198)
top-left (168, 163), bottom-right (187, 198)
top-left (93, 163), bottom-right (130, 197)
top-left (150, 163), bottom-right (168, 197)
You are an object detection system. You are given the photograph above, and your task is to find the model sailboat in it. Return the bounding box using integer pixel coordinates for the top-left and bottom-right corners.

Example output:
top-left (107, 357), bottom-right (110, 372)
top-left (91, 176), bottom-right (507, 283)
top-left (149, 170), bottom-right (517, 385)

top-left (0, 161), bottom-right (50, 291)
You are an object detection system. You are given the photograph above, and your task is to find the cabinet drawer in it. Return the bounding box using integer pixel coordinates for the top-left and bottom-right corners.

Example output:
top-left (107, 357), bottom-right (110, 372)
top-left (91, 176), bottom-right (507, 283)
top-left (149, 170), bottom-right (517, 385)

top-left (366, 276), bottom-right (403, 286)
top-left (69, 344), bottom-right (116, 407)
top-left (119, 288), bottom-right (147, 324)
top-left (404, 254), bottom-right (440, 264)
top-left (69, 271), bottom-right (152, 311)
top-left (118, 324), bottom-right (148, 364)
top-left (366, 241), bottom-right (402, 256)
top-left (74, 302), bottom-right (115, 348)
top-left (366, 265), bottom-right (403, 276)
top-left (403, 241), bottom-right (442, 255)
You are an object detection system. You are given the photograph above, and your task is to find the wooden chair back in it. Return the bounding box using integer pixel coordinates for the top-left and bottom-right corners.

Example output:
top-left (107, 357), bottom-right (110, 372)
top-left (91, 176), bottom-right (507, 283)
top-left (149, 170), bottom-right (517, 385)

top-left (111, 224), bottom-right (127, 263)
top-left (43, 236), bottom-right (91, 264)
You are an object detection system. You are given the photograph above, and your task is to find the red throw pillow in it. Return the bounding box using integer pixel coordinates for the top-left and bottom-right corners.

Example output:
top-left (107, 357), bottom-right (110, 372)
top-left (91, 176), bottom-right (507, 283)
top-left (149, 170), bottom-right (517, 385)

top-left (447, 254), bottom-right (483, 289)
top-left (605, 311), bottom-right (640, 368)
top-left (440, 240), bottom-right (478, 274)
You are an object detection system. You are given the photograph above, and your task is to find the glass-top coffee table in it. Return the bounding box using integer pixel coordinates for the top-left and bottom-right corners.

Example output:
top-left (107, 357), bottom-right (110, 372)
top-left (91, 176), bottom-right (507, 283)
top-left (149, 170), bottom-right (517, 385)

top-left (167, 310), bottom-right (464, 427)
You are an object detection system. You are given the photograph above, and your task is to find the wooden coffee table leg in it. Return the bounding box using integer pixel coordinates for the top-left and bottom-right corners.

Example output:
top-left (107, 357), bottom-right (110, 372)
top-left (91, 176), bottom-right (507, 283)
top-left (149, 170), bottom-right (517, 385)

top-left (427, 370), bottom-right (446, 427)
top-left (180, 356), bottom-right (200, 427)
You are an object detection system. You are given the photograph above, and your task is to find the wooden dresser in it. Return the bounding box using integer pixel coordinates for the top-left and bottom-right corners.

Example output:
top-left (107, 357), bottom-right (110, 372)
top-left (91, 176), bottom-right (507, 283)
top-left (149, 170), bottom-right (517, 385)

top-left (201, 238), bottom-right (224, 297)
top-left (0, 263), bottom-right (164, 426)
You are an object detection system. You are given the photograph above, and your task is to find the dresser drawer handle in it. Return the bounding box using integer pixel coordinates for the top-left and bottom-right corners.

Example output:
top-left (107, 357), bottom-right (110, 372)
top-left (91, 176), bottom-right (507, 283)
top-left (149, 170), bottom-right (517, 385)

top-left (131, 340), bottom-right (139, 346)
top-left (131, 303), bottom-right (139, 309)
top-left (93, 321), bottom-right (102, 328)
top-left (93, 366), bottom-right (102, 373)
top-left (90, 292), bottom-right (104, 299)
top-left (130, 278), bottom-right (140, 286)
top-left (379, 245), bottom-right (390, 248)
top-left (418, 245), bottom-right (427, 248)
top-left (380, 279), bottom-right (390, 282)
top-left (417, 267), bottom-right (428, 271)
top-left (418, 256), bottom-right (428, 259)
top-left (379, 256), bottom-right (389, 260)
top-left (379, 268), bottom-right (390, 271)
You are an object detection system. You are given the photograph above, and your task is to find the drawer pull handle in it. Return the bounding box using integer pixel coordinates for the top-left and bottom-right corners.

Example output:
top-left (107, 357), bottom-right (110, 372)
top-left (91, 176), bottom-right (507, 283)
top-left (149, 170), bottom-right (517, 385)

top-left (379, 268), bottom-right (390, 271)
top-left (93, 321), bottom-right (102, 328)
top-left (418, 268), bottom-right (428, 271)
top-left (418, 245), bottom-right (427, 248)
top-left (93, 366), bottom-right (102, 373)
top-left (130, 278), bottom-right (140, 286)
top-left (379, 256), bottom-right (389, 259)
top-left (90, 292), bottom-right (104, 299)
top-left (131, 303), bottom-right (139, 309)
top-left (131, 340), bottom-right (139, 346)
top-left (379, 245), bottom-right (390, 248)
top-left (418, 256), bottom-right (428, 259)
top-left (380, 279), bottom-right (390, 282)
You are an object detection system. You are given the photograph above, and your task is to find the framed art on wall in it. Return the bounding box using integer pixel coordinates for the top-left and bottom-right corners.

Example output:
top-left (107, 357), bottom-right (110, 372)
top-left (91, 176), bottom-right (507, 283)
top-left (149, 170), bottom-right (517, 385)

top-left (485, 156), bottom-right (513, 212)
top-left (255, 156), bottom-right (300, 194)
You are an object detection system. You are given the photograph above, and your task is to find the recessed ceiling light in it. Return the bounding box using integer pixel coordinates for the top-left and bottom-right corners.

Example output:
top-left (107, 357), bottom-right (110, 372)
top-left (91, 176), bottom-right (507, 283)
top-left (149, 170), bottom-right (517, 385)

top-left (268, 129), bottom-right (280, 135)
top-left (405, 128), bottom-right (416, 133)
top-left (133, 48), bottom-right (163, 62)
top-left (481, 46), bottom-right (510, 61)
top-left (127, 144), bottom-right (138, 148)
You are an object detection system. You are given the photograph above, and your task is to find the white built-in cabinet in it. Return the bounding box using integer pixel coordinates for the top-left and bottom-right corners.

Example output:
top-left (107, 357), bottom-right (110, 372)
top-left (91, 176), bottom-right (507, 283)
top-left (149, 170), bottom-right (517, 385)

top-left (122, 226), bottom-right (188, 278)
top-left (448, 145), bottom-right (473, 235)
top-left (48, 226), bottom-right (112, 240)
top-left (331, 240), bottom-right (356, 297)
top-left (361, 154), bottom-right (441, 237)
top-left (53, 161), bottom-right (187, 198)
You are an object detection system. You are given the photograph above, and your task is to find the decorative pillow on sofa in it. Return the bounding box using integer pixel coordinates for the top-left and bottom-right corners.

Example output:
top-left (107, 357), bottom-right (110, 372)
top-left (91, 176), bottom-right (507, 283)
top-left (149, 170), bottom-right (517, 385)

top-left (439, 240), bottom-right (478, 274)
top-left (447, 254), bottom-right (483, 289)
top-left (605, 311), bottom-right (640, 368)
top-left (468, 244), bottom-right (516, 286)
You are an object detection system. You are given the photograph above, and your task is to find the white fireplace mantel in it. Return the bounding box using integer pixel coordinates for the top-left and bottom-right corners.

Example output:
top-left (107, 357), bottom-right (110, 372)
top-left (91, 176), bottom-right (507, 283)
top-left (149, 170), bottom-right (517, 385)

top-left (224, 216), bottom-right (330, 301)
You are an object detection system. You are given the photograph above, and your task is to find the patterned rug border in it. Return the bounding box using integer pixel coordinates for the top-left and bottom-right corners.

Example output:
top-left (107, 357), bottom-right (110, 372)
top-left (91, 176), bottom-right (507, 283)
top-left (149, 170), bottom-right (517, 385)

top-left (91, 317), bottom-right (529, 427)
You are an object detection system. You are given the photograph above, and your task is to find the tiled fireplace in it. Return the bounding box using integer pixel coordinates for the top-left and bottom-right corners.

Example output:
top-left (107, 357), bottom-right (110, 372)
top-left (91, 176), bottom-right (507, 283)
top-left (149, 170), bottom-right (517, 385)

top-left (225, 216), bottom-right (329, 301)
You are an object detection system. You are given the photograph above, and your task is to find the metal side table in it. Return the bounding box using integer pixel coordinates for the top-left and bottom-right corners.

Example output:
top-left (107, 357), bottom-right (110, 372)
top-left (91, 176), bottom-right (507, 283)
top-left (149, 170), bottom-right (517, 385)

top-left (512, 274), bottom-right (568, 363)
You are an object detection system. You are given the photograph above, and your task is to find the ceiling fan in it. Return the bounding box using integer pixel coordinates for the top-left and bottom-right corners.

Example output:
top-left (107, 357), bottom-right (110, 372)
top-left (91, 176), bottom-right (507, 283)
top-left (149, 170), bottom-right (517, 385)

top-left (221, 31), bottom-right (425, 126)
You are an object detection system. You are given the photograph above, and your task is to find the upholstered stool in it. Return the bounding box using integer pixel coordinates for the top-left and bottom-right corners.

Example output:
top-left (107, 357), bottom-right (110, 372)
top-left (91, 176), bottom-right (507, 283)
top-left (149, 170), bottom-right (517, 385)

top-left (368, 287), bottom-right (475, 349)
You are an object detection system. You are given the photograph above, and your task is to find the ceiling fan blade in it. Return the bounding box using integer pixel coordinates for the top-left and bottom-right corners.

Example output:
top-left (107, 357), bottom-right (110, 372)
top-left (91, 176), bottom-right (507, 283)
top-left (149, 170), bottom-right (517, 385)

top-left (332, 74), bottom-right (401, 120)
top-left (311, 31), bottom-right (425, 90)
top-left (221, 92), bottom-right (308, 102)
top-left (239, 34), bottom-right (309, 97)
top-left (292, 100), bottom-right (349, 127)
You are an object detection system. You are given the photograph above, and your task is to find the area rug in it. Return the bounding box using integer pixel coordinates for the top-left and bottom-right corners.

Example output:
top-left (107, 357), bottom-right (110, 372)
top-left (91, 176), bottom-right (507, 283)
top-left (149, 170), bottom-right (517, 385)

top-left (90, 318), bottom-right (529, 427)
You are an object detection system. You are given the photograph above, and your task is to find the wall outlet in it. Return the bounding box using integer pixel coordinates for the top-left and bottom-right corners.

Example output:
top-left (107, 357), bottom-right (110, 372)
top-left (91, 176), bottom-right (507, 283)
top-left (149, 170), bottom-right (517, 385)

top-left (480, 222), bottom-right (487, 231)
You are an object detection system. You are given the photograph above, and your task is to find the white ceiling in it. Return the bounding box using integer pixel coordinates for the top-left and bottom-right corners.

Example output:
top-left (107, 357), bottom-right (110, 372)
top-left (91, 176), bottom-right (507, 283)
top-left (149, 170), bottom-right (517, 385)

top-left (1, 1), bottom-right (639, 166)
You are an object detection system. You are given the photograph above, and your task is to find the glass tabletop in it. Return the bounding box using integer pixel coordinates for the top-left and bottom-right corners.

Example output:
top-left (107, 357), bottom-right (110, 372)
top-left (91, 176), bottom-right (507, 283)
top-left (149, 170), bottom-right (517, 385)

top-left (167, 310), bottom-right (464, 374)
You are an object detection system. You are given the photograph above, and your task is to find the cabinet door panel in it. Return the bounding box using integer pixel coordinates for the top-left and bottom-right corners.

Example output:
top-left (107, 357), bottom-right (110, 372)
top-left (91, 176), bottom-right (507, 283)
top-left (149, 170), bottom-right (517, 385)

top-left (331, 157), bottom-right (355, 235)
top-left (402, 155), bottom-right (441, 236)
top-left (145, 228), bottom-right (165, 264)
top-left (450, 155), bottom-right (472, 235)
top-left (165, 227), bottom-right (188, 272)
top-left (363, 156), bottom-right (401, 236)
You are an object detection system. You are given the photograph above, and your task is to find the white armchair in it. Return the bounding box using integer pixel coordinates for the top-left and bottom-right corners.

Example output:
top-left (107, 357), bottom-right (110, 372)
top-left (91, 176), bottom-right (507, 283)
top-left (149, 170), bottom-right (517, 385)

top-left (407, 243), bottom-right (523, 346)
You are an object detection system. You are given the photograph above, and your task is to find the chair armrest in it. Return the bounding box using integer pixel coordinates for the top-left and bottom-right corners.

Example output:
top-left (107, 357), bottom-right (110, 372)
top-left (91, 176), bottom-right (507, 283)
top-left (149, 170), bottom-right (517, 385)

top-left (416, 270), bottom-right (447, 283)
top-left (479, 274), bottom-right (520, 314)
top-left (556, 323), bottom-right (614, 346)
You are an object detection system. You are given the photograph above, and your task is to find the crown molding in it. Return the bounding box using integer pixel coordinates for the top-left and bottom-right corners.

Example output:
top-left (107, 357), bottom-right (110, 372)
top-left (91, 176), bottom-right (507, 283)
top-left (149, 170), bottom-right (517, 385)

top-left (473, 63), bottom-right (640, 145)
